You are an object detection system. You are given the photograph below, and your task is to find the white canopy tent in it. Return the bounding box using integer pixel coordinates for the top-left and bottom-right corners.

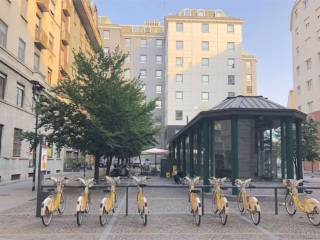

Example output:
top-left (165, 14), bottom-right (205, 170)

top-left (141, 148), bottom-right (169, 170)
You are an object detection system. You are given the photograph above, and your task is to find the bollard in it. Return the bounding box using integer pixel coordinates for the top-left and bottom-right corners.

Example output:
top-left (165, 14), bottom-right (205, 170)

top-left (201, 188), bottom-right (204, 215)
top-left (274, 188), bottom-right (278, 215)
top-left (126, 186), bottom-right (128, 216)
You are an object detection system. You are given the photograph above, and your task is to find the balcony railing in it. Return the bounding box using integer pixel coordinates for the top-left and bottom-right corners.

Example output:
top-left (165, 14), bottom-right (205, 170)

top-left (61, 29), bottom-right (71, 45)
top-left (62, 0), bottom-right (71, 17)
top-left (34, 27), bottom-right (48, 50)
top-left (36, 0), bottom-right (49, 12)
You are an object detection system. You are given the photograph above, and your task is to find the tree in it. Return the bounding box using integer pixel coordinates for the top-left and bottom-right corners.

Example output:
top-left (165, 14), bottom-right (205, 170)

top-left (28, 45), bottom-right (159, 181)
top-left (301, 119), bottom-right (319, 173)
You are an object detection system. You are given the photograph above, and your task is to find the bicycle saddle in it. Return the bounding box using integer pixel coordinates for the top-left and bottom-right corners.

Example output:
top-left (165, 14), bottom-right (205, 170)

top-left (190, 189), bottom-right (201, 194)
top-left (47, 188), bottom-right (55, 192)
top-left (103, 189), bottom-right (111, 193)
top-left (304, 190), bottom-right (313, 194)
top-left (139, 184), bottom-right (147, 188)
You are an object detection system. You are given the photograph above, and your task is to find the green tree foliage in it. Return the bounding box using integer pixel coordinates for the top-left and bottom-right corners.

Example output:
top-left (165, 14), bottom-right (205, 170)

top-left (31, 46), bottom-right (159, 180)
top-left (301, 119), bottom-right (319, 162)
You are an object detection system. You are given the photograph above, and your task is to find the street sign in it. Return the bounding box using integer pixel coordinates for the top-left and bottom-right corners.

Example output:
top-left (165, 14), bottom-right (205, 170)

top-left (40, 144), bottom-right (48, 171)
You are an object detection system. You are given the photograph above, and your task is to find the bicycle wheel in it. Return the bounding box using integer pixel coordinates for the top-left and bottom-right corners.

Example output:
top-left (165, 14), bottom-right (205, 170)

top-left (219, 208), bottom-right (228, 225)
top-left (58, 195), bottom-right (66, 215)
top-left (99, 208), bottom-right (108, 226)
top-left (41, 207), bottom-right (52, 227)
top-left (250, 207), bottom-right (261, 225)
top-left (142, 208), bottom-right (147, 226)
top-left (237, 193), bottom-right (244, 213)
top-left (194, 208), bottom-right (201, 226)
top-left (285, 194), bottom-right (296, 216)
top-left (77, 211), bottom-right (84, 226)
top-left (307, 207), bottom-right (320, 226)
top-left (85, 202), bottom-right (90, 214)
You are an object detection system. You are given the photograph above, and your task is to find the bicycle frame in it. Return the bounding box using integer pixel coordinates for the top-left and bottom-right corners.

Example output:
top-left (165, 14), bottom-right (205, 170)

top-left (41, 177), bottom-right (66, 216)
top-left (132, 176), bottom-right (148, 225)
top-left (100, 176), bottom-right (120, 215)
top-left (76, 178), bottom-right (94, 212)
top-left (209, 177), bottom-right (229, 215)
top-left (236, 179), bottom-right (261, 213)
top-left (185, 177), bottom-right (202, 215)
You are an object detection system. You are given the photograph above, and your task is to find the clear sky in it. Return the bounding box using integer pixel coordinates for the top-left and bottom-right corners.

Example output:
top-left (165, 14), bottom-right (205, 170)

top-left (96, 0), bottom-right (295, 106)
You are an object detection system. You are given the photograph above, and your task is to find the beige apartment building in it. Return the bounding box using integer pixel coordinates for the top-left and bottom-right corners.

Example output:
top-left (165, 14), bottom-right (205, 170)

top-left (0, 0), bottom-right (100, 181)
top-left (165, 9), bottom-right (257, 140)
top-left (289, 0), bottom-right (320, 120)
top-left (98, 17), bottom-right (166, 146)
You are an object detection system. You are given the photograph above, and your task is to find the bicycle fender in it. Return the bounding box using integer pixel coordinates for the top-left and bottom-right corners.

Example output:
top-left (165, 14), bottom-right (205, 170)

top-left (76, 196), bottom-right (83, 212)
top-left (304, 197), bottom-right (320, 213)
top-left (99, 197), bottom-right (108, 215)
top-left (41, 197), bottom-right (53, 216)
top-left (196, 197), bottom-right (202, 216)
top-left (222, 197), bottom-right (229, 215)
top-left (249, 196), bottom-right (260, 212)
top-left (143, 197), bottom-right (149, 214)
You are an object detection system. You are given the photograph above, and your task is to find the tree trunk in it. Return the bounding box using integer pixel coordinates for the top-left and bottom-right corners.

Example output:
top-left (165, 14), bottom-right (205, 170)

top-left (94, 154), bottom-right (100, 182)
top-left (106, 156), bottom-right (113, 176)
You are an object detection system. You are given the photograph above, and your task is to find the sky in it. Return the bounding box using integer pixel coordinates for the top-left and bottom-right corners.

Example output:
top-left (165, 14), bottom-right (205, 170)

top-left (96, 0), bottom-right (295, 106)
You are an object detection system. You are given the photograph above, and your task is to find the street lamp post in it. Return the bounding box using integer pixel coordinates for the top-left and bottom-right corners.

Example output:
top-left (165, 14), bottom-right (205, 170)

top-left (31, 80), bottom-right (44, 191)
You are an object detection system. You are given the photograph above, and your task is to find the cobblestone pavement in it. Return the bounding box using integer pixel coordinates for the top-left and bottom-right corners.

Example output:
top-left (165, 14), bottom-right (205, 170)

top-left (0, 176), bottom-right (320, 239)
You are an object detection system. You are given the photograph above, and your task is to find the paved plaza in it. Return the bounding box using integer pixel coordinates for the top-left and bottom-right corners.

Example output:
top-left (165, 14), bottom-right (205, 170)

top-left (0, 175), bottom-right (320, 240)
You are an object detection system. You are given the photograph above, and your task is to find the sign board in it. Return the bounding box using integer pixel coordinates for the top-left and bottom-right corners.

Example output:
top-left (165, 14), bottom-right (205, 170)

top-left (41, 144), bottom-right (48, 171)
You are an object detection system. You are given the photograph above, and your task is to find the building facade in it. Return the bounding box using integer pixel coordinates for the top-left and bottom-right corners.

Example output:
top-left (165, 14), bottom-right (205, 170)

top-left (98, 17), bottom-right (166, 147)
top-left (164, 9), bottom-right (257, 142)
top-left (0, 0), bottom-right (100, 182)
top-left (289, 0), bottom-right (320, 117)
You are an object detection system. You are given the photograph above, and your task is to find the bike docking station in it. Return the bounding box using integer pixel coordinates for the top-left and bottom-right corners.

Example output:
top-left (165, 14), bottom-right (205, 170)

top-left (39, 178), bottom-right (320, 227)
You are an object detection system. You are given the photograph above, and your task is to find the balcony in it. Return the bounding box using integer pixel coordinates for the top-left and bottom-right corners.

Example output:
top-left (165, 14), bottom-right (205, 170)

top-left (34, 27), bottom-right (48, 50)
top-left (61, 29), bottom-right (71, 45)
top-left (36, 0), bottom-right (49, 12)
top-left (62, 0), bottom-right (71, 17)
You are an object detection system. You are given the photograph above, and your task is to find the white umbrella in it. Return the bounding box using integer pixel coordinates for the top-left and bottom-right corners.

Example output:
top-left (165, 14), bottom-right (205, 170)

top-left (141, 148), bottom-right (169, 170)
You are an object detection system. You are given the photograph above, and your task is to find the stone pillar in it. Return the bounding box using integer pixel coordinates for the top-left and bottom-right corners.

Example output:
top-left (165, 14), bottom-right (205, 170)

top-left (189, 129), bottom-right (194, 177)
top-left (285, 119), bottom-right (294, 179)
top-left (231, 117), bottom-right (238, 195)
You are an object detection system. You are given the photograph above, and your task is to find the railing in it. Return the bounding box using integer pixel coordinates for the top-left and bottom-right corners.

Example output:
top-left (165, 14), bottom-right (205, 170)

top-left (41, 184), bottom-right (320, 216)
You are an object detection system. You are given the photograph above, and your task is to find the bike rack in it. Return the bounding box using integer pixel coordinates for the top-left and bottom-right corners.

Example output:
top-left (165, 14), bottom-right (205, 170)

top-left (40, 184), bottom-right (320, 216)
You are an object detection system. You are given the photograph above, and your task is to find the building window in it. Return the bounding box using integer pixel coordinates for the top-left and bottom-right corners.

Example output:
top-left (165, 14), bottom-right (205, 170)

top-left (228, 92), bottom-right (235, 97)
top-left (298, 106), bottom-right (301, 111)
top-left (176, 57), bottom-right (183, 66)
top-left (202, 23), bottom-right (209, 33)
top-left (124, 69), bottom-right (130, 78)
top-left (176, 40), bottom-right (183, 50)
top-left (47, 68), bottom-right (52, 84)
top-left (0, 124), bottom-right (3, 156)
top-left (176, 74), bottom-right (183, 83)
top-left (103, 47), bottom-right (109, 54)
top-left (141, 84), bottom-right (146, 92)
top-left (246, 74), bottom-right (252, 84)
top-left (307, 101), bottom-right (313, 113)
top-left (307, 79), bottom-right (312, 90)
top-left (20, 0), bottom-right (28, 20)
top-left (305, 21), bottom-right (310, 29)
top-left (139, 69), bottom-right (146, 79)
top-left (140, 55), bottom-right (147, 64)
top-left (18, 38), bottom-right (26, 63)
top-left (156, 100), bottom-right (161, 109)
top-left (303, 0), bottom-right (308, 9)
top-left (156, 55), bottom-right (162, 65)
top-left (247, 86), bottom-right (253, 94)
top-left (156, 85), bottom-right (162, 94)
top-left (246, 61), bottom-right (252, 70)
top-left (156, 70), bottom-right (162, 79)
top-left (201, 92), bottom-right (209, 102)
top-left (0, 19), bottom-right (8, 47)
top-left (296, 47), bottom-right (299, 55)
top-left (228, 75), bottom-right (235, 85)
top-left (202, 41), bottom-right (209, 51)
top-left (176, 23), bottom-right (183, 32)
top-left (227, 24), bottom-right (234, 33)
top-left (125, 38), bottom-right (131, 48)
top-left (140, 39), bottom-right (147, 48)
top-left (156, 39), bottom-right (163, 48)
top-left (49, 33), bottom-right (54, 51)
top-left (296, 66), bottom-right (300, 75)
top-left (297, 85), bottom-right (301, 95)
top-left (306, 58), bottom-right (312, 70)
top-left (103, 30), bottom-right (110, 39)
top-left (0, 72), bottom-right (6, 99)
top-left (175, 110), bottom-right (183, 120)
top-left (202, 75), bottom-right (209, 84)
top-left (227, 42), bottom-right (235, 51)
top-left (176, 91), bottom-right (183, 100)
top-left (228, 58), bottom-right (235, 69)
top-left (125, 54), bottom-right (130, 64)
top-left (34, 53), bottom-right (40, 71)
top-left (201, 58), bottom-right (209, 66)
top-left (13, 128), bottom-right (23, 157)
top-left (16, 83), bottom-right (24, 107)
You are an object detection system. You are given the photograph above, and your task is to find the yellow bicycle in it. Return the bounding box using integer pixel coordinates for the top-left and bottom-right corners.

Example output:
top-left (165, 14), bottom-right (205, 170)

top-left (99, 176), bottom-right (120, 226)
top-left (283, 179), bottom-right (320, 226)
top-left (41, 176), bottom-right (68, 226)
top-left (209, 177), bottom-right (229, 225)
top-left (236, 178), bottom-right (261, 225)
top-left (132, 176), bottom-right (149, 226)
top-left (184, 176), bottom-right (202, 226)
top-left (76, 178), bottom-right (95, 226)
